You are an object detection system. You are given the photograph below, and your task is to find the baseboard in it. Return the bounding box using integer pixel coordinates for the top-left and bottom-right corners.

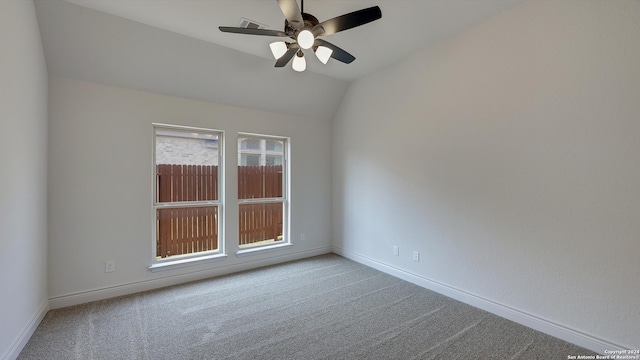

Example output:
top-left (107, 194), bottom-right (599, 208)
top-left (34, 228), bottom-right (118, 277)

top-left (332, 246), bottom-right (627, 354)
top-left (2, 300), bottom-right (48, 360)
top-left (49, 246), bottom-right (331, 309)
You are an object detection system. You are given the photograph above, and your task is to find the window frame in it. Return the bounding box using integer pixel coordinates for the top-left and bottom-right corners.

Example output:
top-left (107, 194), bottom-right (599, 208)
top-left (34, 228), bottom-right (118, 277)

top-left (150, 123), bottom-right (226, 271)
top-left (236, 133), bottom-right (291, 255)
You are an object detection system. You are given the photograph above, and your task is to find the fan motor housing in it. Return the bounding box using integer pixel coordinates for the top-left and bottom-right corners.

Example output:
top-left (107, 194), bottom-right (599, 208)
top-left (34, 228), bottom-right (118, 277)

top-left (284, 12), bottom-right (319, 38)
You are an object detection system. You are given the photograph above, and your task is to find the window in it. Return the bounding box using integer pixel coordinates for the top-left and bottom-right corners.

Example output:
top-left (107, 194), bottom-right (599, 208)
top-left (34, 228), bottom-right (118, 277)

top-left (237, 135), bottom-right (289, 250)
top-left (153, 125), bottom-right (223, 264)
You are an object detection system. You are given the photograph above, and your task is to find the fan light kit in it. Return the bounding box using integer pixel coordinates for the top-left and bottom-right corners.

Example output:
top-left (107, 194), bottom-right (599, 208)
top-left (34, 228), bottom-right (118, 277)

top-left (292, 51), bottom-right (306, 72)
top-left (315, 45), bottom-right (333, 64)
top-left (269, 41), bottom-right (288, 59)
top-left (219, 0), bottom-right (382, 72)
top-left (297, 30), bottom-right (315, 49)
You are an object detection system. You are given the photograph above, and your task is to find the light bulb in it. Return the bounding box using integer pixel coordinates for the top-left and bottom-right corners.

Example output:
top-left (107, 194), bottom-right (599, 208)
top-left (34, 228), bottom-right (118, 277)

top-left (292, 52), bottom-right (306, 72)
top-left (315, 46), bottom-right (333, 64)
top-left (297, 30), bottom-right (314, 50)
top-left (269, 42), bottom-right (288, 59)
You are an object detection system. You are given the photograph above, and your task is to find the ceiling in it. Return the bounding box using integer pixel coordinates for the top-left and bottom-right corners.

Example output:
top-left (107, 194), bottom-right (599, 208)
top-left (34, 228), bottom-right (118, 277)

top-left (35, 0), bottom-right (522, 120)
top-left (61, 0), bottom-right (522, 82)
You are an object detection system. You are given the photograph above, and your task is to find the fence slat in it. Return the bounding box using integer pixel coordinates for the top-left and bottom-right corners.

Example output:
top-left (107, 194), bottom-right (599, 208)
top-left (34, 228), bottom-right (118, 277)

top-left (157, 164), bottom-right (283, 257)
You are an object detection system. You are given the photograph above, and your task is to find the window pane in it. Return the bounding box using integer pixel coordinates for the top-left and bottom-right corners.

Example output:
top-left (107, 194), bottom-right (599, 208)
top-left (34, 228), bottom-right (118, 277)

top-left (242, 138), bottom-right (260, 150)
top-left (266, 140), bottom-right (283, 152)
top-left (238, 203), bottom-right (283, 248)
top-left (245, 154), bottom-right (260, 166)
top-left (156, 206), bottom-right (219, 258)
top-left (238, 136), bottom-right (284, 199)
top-left (156, 129), bottom-right (219, 202)
top-left (265, 155), bottom-right (282, 166)
top-left (238, 137), bottom-right (284, 167)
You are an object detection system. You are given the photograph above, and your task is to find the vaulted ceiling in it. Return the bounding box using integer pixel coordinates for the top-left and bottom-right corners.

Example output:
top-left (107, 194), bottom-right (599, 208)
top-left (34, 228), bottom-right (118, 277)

top-left (35, 0), bottom-right (521, 120)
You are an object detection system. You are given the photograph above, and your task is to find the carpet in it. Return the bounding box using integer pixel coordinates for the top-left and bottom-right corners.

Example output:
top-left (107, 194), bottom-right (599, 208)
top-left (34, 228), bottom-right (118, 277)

top-left (18, 254), bottom-right (595, 359)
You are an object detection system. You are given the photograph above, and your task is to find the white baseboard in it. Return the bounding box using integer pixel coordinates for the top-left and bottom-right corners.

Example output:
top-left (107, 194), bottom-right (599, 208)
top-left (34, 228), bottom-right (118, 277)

top-left (2, 300), bottom-right (48, 360)
top-left (332, 246), bottom-right (627, 354)
top-left (49, 246), bottom-right (331, 309)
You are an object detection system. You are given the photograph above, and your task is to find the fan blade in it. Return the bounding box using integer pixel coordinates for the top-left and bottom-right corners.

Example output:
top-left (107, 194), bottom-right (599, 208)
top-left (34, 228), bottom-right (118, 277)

top-left (313, 6), bottom-right (382, 36)
top-left (277, 0), bottom-right (304, 30)
top-left (219, 27), bottom-right (288, 37)
top-left (275, 47), bottom-right (298, 67)
top-left (315, 39), bottom-right (355, 64)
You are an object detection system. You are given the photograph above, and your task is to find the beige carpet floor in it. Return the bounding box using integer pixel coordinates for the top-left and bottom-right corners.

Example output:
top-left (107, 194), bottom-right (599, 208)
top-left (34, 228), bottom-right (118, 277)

top-left (18, 254), bottom-right (595, 359)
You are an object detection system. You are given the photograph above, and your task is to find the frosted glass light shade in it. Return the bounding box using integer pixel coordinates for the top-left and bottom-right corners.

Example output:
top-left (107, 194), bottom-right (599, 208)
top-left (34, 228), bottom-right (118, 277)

top-left (315, 46), bottom-right (333, 64)
top-left (292, 53), bottom-right (306, 72)
top-left (269, 41), bottom-right (288, 59)
top-left (297, 30), bottom-right (314, 50)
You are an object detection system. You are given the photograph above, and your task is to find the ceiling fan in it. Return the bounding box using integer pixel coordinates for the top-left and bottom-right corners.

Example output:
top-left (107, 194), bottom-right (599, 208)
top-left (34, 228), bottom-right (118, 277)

top-left (219, 0), bottom-right (382, 72)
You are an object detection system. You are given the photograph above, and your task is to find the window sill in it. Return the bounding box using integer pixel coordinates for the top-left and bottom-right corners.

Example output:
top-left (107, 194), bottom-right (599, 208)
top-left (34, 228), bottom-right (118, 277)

top-left (235, 242), bottom-right (292, 257)
top-left (149, 253), bottom-right (228, 272)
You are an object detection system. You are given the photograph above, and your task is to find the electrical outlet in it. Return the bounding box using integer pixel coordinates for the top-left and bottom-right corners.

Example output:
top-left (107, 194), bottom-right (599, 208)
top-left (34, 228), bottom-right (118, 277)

top-left (412, 251), bottom-right (420, 262)
top-left (300, 233), bottom-right (306, 241)
top-left (105, 260), bottom-right (115, 273)
top-left (393, 246), bottom-right (399, 256)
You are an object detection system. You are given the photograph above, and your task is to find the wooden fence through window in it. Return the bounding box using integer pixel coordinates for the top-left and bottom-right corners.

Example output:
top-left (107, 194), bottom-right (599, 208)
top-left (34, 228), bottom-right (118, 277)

top-left (237, 165), bottom-right (283, 247)
top-left (238, 165), bottom-right (283, 199)
top-left (156, 164), bottom-right (283, 258)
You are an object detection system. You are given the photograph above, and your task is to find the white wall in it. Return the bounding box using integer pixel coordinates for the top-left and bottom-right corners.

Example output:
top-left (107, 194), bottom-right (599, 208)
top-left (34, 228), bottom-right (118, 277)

top-left (333, 0), bottom-right (640, 352)
top-left (47, 77), bottom-right (332, 305)
top-left (0, 1), bottom-right (49, 359)
top-left (35, 0), bottom-right (349, 122)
